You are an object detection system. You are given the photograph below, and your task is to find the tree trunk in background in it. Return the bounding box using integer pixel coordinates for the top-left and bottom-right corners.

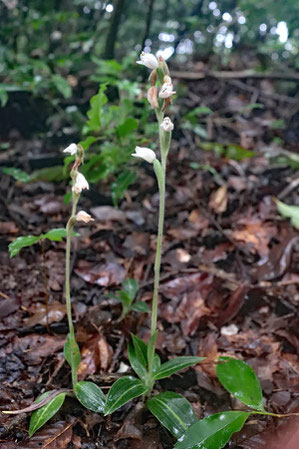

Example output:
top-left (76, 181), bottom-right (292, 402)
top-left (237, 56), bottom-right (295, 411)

top-left (103, 0), bottom-right (126, 59)
top-left (141, 0), bottom-right (155, 50)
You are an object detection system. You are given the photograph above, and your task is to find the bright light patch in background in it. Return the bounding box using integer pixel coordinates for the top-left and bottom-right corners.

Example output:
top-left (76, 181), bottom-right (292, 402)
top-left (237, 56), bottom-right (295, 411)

top-left (238, 15), bottom-right (246, 24)
top-left (225, 32), bottom-right (234, 48)
top-left (106, 3), bottom-right (113, 12)
top-left (158, 32), bottom-right (175, 42)
top-left (259, 23), bottom-right (267, 32)
top-left (209, 2), bottom-right (217, 10)
top-left (213, 9), bottom-right (220, 16)
top-left (94, 2), bottom-right (101, 9)
top-left (276, 21), bottom-right (288, 43)
top-left (222, 12), bottom-right (232, 22)
top-left (177, 39), bottom-right (193, 54)
top-left (157, 46), bottom-right (174, 60)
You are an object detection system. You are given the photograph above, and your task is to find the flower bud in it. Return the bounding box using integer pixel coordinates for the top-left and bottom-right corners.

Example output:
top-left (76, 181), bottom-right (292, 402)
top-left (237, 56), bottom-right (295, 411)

top-left (63, 143), bottom-right (77, 155)
top-left (149, 69), bottom-right (157, 86)
top-left (132, 146), bottom-right (156, 164)
top-left (76, 210), bottom-right (94, 223)
top-left (160, 117), bottom-right (174, 132)
top-left (72, 172), bottom-right (89, 195)
top-left (159, 82), bottom-right (176, 99)
top-left (163, 75), bottom-right (172, 84)
top-left (147, 86), bottom-right (159, 109)
top-left (136, 52), bottom-right (158, 70)
top-left (158, 55), bottom-right (170, 75)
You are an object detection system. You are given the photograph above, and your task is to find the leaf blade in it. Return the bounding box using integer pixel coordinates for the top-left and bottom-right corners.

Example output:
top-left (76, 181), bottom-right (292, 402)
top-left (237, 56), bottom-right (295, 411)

top-left (105, 376), bottom-right (147, 415)
top-left (9, 235), bottom-right (40, 258)
top-left (75, 381), bottom-right (106, 413)
top-left (64, 332), bottom-right (81, 378)
top-left (29, 393), bottom-right (66, 437)
top-left (153, 357), bottom-right (205, 381)
top-left (174, 411), bottom-right (250, 449)
top-left (216, 357), bottom-right (265, 411)
top-left (147, 392), bottom-right (198, 438)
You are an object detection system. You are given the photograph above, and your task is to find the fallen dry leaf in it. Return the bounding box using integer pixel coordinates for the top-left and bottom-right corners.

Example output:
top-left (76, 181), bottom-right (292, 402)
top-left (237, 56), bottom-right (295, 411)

top-left (209, 185), bottom-right (228, 214)
top-left (231, 217), bottom-right (277, 258)
top-left (77, 334), bottom-right (112, 379)
top-left (25, 302), bottom-right (66, 327)
top-left (75, 261), bottom-right (125, 286)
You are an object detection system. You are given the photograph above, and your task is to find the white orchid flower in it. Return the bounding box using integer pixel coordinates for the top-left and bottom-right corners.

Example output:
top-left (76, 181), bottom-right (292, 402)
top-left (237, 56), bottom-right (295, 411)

top-left (76, 210), bottom-right (94, 223)
top-left (72, 172), bottom-right (89, 195)
top-left (63, 143), bottom-right (77, 156)
top-left (136, 52), bottom-right (158, 70)
top-left (159, 82), bottom-right (176, 99)
top-left (132, 146), bottom-right (156, 164)
top-left (160, 117), bottom-right (174, 132)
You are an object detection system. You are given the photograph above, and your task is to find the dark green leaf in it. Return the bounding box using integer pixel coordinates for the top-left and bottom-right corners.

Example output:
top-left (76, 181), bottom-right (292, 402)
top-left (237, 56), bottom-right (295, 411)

top-left (29, 393), bottom-right (66, 437)
top-left (30, 165), bottom-right (66, 182)
top-left (64, 332), bottom-right (81, 376)
top-left (75, 381), bottom-right (106, 413)
top-left (131, 301), bottom-right (150, 313)
top-left (122, 278), bottom-right (139, 301)
top-left (147, 392), bottom-right (197, 438)
top-left (153, 357), bottom-right (204, 381)
top-left (174, 411), bottom-right (250, 449)
top-left (217, 357), bottom-right (265, 411)
top-left (118, 290), bottom-right (132, 307)
top-left (105, 376), bottom-right (147, 415)
top-left (2, 167), bottom-right (31, 183)
top-left (128, 342), bottom-right (147, 380)
top-left (132, 334), bottom-right (148, 364)
top-left (9, 235), bottom-right (40, 258)
top-left (147, 331), bottom-right (158, 373)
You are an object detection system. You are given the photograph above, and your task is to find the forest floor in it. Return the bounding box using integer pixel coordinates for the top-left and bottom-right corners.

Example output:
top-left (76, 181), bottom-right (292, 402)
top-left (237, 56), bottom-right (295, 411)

top-left (0, 68), bottom-right (299, 448)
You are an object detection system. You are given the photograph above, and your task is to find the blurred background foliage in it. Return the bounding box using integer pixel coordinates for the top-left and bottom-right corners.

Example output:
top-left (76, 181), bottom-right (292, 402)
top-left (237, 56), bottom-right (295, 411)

top-left (0, 0), bottom-right (298, 202)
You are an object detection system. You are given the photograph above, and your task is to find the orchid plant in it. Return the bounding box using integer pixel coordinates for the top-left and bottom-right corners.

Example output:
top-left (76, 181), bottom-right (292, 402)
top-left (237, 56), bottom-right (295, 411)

top-left (4, 53), bottom-right (297, 448)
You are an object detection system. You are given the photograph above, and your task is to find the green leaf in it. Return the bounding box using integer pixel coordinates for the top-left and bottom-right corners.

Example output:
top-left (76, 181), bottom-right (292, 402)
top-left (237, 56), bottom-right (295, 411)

top-left (111, 170), bottom-right (136, 207)
top-left (148, 392), bottom-right (198, 438)
top-left (122, 278), bottom-right (139, 301)
top-left (276, 199), bottom-right (299, 229)
top-left (116, 117), bottom-right (139, 139)
top-left (29, 393), bottom-right (66, 437)
top-left (9, 235), bottom-right (40, 258)
top-left (153, 357), bottom-right (204, 381)
top-left (42, 228), bottom-right (68, 242)
top-left (42, 228), bottom-right (79, 241)
top-left (75, 381), bottom-right (106, 413)
top-left (217, 357), bottom-right (264, 411)
top-left (30, 165), bottom-right (66, 182)
top-left (131, 301), bottom-right (150, 313)
top-left (2, 167), bottom-right (31, 183)
top-left (64, 332), bottom-right (81, 377)
top-left (105, 376), bottom-right (147, 415)
top-left (52, 74), bottom-right (72, 98)
top-left (86, 84), bottom-right (108, 132)
top-left (118, 290), bottom-right (132, 307)
top-left (174, 411), bottom-right (250, 449)
top-left (147, 331), bottom-right (158, 373)
top-left (128, 341), bottom-right (147, 380)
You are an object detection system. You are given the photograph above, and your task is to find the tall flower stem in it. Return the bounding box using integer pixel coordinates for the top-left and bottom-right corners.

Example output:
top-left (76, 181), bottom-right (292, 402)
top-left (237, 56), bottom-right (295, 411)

top-left (65, 187), bottom-right (79, 387)
top-left (147, 111), bottom-right (171, 388)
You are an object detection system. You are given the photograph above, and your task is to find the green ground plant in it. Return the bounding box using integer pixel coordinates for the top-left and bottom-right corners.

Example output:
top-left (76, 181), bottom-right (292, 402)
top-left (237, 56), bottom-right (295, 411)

top-left (5, 54), bottom-right (298, 448)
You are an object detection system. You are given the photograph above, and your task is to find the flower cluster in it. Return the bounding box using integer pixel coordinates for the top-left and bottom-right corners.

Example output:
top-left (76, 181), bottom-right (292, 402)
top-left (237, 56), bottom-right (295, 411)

top-left (63, 143), bottom-right (93, 223)
top-left (132, 52), bottom-right (175, 165)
